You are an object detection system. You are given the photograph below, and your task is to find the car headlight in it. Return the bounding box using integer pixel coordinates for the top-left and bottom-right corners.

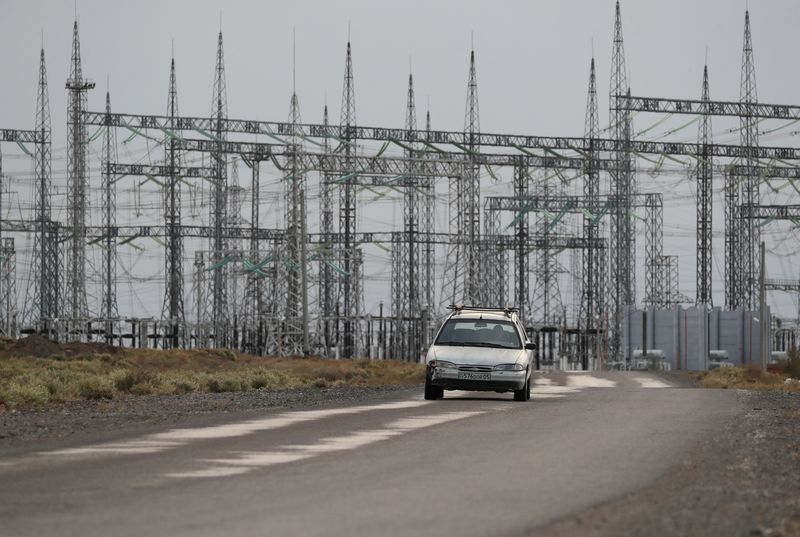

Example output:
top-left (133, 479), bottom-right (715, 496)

top-left (432, 360), bottom-right (457, 370)
top-left (493, 363), bottom-right (525, 371)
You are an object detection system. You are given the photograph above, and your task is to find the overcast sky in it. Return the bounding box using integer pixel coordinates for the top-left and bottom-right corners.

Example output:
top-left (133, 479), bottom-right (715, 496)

top-left (2, 0), bottom-right (800, 321)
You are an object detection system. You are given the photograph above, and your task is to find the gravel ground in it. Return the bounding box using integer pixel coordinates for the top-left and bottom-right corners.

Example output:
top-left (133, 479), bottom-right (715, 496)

top-left (0, 385), bottom-right (419, 453)
top-left (534, 389), bottom-right (800, 537)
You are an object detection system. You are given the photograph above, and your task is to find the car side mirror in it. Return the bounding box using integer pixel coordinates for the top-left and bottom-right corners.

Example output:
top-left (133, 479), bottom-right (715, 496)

top-left (525, 342), bottom-right (536, 350)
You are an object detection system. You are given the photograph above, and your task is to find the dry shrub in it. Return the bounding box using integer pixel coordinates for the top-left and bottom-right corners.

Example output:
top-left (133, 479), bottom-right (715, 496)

top-left (0, 344), bottom-right (425, 408)
top-left (77, 377), bottom-right (114, 400)
top-left (0, 374), bottom-right (50, 407)
top-left (779, 347), bottom-right (800, 379)
top-left (699, 365), bottom-right (799, 392)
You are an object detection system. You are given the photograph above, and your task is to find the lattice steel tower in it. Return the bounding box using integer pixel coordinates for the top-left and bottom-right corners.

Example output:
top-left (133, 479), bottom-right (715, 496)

top-left (339, 38), bottom-right (360, 357)
top-left (696, 64), bottom-right (713, 306)
top-left (608, 1), bottom-right (633, 358)
top-left (65, 21), bottom-right (94, 335)
top-left (738, 10), bottom-right (760, 310)
top-left (209, 31), bottom-right (229, 345)
top-left (442, 48), bottom-right (481, 308)
top-left (282, 82), bottom-right (307, 355)
top-left (317, 104), bottom-right (335, 354)
top-left (26, 48), bottom-right (60, 333)
top-left (101, 90), bottom-right (119, 339)
top-left (391, 72), bottom-right (420, 359)
top-left (579, 57), bottom-right (602, 362)
top-left (161, 55), bottom-right (185, 347)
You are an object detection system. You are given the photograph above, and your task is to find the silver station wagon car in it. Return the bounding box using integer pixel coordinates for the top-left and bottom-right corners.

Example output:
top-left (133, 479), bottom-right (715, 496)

top-left (424, 305), bottom-right (536, 401)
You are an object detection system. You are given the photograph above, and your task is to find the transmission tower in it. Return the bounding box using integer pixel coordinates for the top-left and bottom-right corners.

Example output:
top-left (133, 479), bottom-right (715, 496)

top-left (317, 104), bottom-right (335, 354)
top-left (161, 55), bottom-right (185, 348)
top-left (339, 38), bottom-right (361, 358)
top-left (696, 64), bottom-right (713, 306)
top-left (209, 31), bottom-right (229, 346)
top-left (738, 10), bottom-right (760, 310)
top-left (442, 48), bottom-right (481, 308)
top-left (530, 167), bottom-right (565, 326)
top-left (227, 159), bottom-right (245, 343)
top-left (391, 72), bottom-right (420, 359)
top-left (421, 105), bottom-right (436, 316)
top-left (0, 146), bottom-right (17, 338)
top-left (513, 165), bottom-right (530, 322)
top-left (282, 84), bottom-right (308, 355)
top-left (608, 0), bottom-right (634, 358)
top-left (65, 20), bottom-right (94, 336)
top-left (579, 57), bottom-right (602, 365)
top-left (101, 90), bottom-right (119, 340)
top-left (644, 193), bottom-right (665, 306)
top-left (26, 48), bottom-right (60, 334)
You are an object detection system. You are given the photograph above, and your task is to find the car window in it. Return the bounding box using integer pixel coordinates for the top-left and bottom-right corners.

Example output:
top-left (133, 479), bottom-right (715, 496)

top-left (435, 319), bottom-right (522, 349)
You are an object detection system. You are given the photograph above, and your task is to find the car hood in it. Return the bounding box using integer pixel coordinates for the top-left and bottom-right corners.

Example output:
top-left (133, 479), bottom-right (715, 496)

top-left (428, 345), bottom-right (526, 366)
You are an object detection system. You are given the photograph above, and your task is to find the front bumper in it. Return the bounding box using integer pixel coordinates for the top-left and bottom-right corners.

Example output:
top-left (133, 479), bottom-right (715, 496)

top-left (430, 368), bottom-right (526, 392)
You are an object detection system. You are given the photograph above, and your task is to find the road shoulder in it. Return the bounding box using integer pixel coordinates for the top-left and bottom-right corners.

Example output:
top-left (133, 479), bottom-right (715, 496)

top-left (532, 389), bottom-right (800, 537)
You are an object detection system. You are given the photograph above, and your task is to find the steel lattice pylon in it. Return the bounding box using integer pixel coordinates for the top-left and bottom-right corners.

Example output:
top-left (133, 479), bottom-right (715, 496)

top-left (607, 0), bottom-right (635, 359)
top-left (338, 40), bottom-right (361, 358)
top-left (317, 104), bottom-right (336, 355)
top-left (209, 31), bottom-right (229, 347)
top-left (26, 48), bottom-right (60, 334)
top-left (65, 21), bottom-right (94, 337)
top-left (441, 49), bottom-right (481, 308)
top-left (161, 56), bottom-right (185, 348)
top-left (226, 160), bottom-right (245, 346)
top-left (390, 72), bottom-right (421, 360)
top-left (282, 87), bottom-right (309, 356)
top-left (0, 238), bottom-right (17, 338)
top-left (101, 90), bottom-right (119, 341)
top-left (737, 10), bottom-right (760, 310)
top-left (644, 193), bottom-right (665, 307)
top-left (579, 57), bottom-right (602, 367)
top-left (696, 64), bottom-right (713, 307)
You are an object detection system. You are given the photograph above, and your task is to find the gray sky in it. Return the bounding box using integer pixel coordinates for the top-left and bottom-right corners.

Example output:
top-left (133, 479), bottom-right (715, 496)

top-left (2, 0), bottom-right (800, 321)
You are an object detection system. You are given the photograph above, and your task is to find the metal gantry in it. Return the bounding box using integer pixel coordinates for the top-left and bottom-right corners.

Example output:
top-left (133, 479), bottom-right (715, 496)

top-left (2, 5), bottom-right (800, 365)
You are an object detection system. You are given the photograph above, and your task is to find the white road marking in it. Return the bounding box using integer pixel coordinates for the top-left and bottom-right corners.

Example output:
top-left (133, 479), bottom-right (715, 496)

top-left (632, 376), bottom-right (673, 388)
top-left (566, 374), bottom-right (618, 388)
top-left (42, 400), bottom-right (430, 459)
top-left (167, 411), bottom-right (483, 479)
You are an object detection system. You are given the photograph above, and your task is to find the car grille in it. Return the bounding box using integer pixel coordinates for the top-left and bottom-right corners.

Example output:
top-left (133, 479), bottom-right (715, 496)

top-left (457, 365), bottom-right (492, 373)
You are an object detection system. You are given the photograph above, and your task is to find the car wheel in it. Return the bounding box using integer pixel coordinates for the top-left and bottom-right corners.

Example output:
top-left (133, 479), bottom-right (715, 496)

top-left (514, 371), bottom-right (530, 402)
top-left (424, 368), bottom-right (444, 400)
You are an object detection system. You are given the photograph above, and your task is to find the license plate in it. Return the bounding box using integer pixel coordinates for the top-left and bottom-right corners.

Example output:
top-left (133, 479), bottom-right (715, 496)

top-left (457, 371), bottom-right (491, 381)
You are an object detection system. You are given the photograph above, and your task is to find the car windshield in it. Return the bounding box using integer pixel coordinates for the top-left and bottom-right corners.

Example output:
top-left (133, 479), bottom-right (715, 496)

top-left (435, 318), bottom-right (522, 349)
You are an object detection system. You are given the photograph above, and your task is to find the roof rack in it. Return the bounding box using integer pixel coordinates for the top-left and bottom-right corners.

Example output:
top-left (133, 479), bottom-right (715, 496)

top-left (447, 304), bottom-right (519, 317)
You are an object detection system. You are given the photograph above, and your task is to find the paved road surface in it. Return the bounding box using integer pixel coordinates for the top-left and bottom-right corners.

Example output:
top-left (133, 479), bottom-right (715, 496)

top-left (0, 372), bottom-right (739, 537)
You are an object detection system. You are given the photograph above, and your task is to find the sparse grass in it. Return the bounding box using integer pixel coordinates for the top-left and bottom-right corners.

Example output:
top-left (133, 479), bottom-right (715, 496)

top-left (694, 364), bottom-right (800, 392)
top-left (0, 347), bottom-right (425, 409)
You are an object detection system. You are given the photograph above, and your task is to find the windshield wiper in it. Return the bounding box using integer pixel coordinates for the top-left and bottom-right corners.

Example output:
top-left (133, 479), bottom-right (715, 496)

top-left (436, 341), bottom-right (467, 346)
top-left (468, 342), bottom-right (507, 348)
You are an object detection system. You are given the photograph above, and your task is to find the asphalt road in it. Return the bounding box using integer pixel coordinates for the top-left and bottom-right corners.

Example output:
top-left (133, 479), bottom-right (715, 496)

top-left (0, 372), bottom-right (739, 537)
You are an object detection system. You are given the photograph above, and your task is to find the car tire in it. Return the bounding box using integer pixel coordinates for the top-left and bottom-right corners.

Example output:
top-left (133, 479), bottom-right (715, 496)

top-left (525, 371), bottom-right (531, 401)
top-left (424, 369), bottom-right (444, 400)
top-left (514, 372), bottom-right (530, 402)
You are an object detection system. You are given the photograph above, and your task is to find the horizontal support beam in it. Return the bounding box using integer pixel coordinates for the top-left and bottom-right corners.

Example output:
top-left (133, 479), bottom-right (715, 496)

top-left (87, 111), bottom-right (800, 161)
top-left (1, 128), bottom-right (42, 144)
top-left (764, 279), bottom-right (800, 292)
top-left (615, 94), bottom-right (800, 120)
top-left (741, 205), bottom-right (800, 220)
top-left (110, 163), bottom-right (215, 178)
